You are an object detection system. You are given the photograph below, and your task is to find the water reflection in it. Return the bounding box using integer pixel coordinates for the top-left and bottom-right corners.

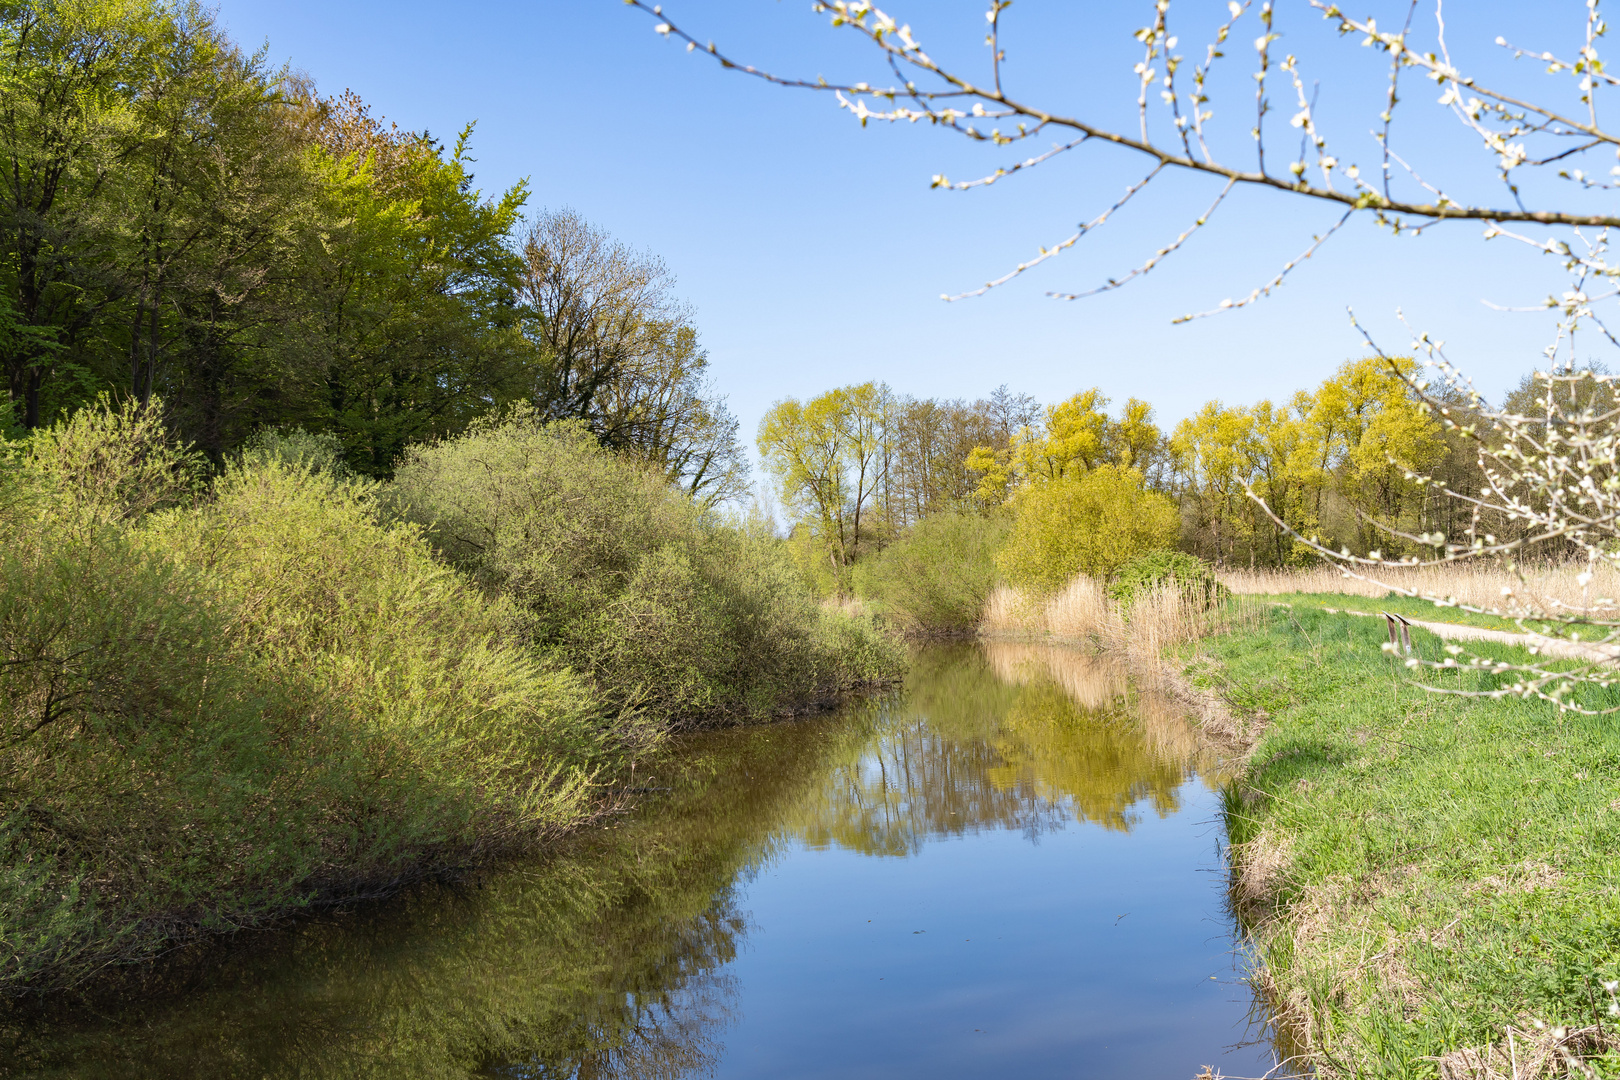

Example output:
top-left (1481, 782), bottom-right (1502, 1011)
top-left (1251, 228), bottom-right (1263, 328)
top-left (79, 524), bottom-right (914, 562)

top-left (2, 641), bottom-right (1254, 1080)
top-left (789, 643), bottom-right (1221, 855)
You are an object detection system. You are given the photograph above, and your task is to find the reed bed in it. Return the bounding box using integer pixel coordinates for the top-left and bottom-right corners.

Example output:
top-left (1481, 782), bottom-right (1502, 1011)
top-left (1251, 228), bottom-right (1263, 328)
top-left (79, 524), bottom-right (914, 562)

top-left (1220, 560), bottom-right (1620, 614)
top-left (981, 576), bottom-right (1238, 660)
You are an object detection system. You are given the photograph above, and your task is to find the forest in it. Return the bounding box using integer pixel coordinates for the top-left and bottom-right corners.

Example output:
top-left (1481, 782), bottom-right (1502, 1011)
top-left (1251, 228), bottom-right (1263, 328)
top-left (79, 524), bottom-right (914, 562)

top-left (763, 357), bottom-right (1563, 621)
top-left (0, 0), bottom-right (750, 500)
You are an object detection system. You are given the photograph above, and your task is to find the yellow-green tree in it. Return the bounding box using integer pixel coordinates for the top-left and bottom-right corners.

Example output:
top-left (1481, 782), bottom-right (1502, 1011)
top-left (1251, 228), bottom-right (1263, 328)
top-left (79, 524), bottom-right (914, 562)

top-left (1241, 398), bottom-right (1316, 566)
top-left (968, 389), bottom-right (1166, 505)
top-left (1170, 402), bottom-right (1252, 564)
top-left (1174, 358), bottom-right (1446, 565)
top-left (1307, 357), bottom-right (1445, 554)
top-left (996, 465), bottom-right (1179, 592)
top-left (757, 381), bottom-right (892, 588)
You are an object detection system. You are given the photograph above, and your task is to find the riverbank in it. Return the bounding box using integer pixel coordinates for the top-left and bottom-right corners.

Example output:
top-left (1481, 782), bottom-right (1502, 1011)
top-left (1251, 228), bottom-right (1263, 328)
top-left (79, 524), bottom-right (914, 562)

top-left (1198, 603), bottom-right (1620, 1077)
top-left (0, 404), bottom-right (903, 1001)
top-left (4, 640), bottom-right (1273, 1080)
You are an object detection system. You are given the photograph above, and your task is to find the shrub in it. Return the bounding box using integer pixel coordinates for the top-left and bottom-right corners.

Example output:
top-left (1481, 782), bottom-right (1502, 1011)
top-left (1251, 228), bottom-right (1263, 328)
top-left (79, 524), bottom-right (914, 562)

top-left (389, 409), bottom-right (902, 722)
top-left (996, 466), bottom-right (1179, 593)
top-left (1106, 550), bottom-right (1228, 612)
top-left (238, 425), bottom-right (352, 478)
top-left (0, 399), bottom-right (903, 995)
top-left (0, 400), bottom-right (606, 994)
top-left (855, 512), bottom-right (1009, 634)
top-left (12, 394), bottom-right (203, 529)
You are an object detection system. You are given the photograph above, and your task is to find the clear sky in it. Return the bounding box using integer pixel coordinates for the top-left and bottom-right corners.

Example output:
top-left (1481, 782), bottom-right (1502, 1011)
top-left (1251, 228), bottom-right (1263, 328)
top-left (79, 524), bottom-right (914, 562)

top-left (216, 0), bottom-right (1604, 445)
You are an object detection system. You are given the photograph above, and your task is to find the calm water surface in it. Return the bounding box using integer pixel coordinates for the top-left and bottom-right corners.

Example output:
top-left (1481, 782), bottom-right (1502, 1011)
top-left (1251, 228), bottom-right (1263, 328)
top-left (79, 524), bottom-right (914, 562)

top-left (4, 642), bottom-right (1278, 1079)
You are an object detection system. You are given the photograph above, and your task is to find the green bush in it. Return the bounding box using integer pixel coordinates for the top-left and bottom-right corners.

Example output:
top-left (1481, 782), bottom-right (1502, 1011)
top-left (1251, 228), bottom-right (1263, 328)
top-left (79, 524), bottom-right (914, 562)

top-left (996, 466), bottom-right (1179, 593)
top-left (855, 512), bottom-right (1009, 634)
top-left (1105, 550), bottom-right (1228, 612)
top-left (388, 409), bottom-right (902, 723)
top-left (0, 401), bottom-right (606, 994)
top-left (238, 425), bottom-right (352, 478)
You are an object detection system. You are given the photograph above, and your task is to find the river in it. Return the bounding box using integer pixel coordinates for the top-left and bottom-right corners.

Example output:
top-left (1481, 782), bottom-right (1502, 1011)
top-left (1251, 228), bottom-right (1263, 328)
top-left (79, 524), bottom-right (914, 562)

top-left (4, 641), bottom-right (1279, 1079)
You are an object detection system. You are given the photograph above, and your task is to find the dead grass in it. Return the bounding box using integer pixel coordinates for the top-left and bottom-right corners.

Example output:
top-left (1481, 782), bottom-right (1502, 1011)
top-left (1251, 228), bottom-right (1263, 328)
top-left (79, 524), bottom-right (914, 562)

top-left (1220, 561), bottom-right (1620, 618)
top-left (1234, 830), bottom-right (1296, 908)
top-left (981, 576), bottom-right (1244, 660)
top-left (1432, 1024), bottom-right (1617, 1080)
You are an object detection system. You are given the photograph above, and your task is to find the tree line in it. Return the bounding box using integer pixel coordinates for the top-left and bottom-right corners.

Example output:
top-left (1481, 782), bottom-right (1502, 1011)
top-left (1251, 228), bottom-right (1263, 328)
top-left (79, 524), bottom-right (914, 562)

top-left (0, 0), bottom-right (747, 498)
top-left (758, 358), bottom-right (1569, 589)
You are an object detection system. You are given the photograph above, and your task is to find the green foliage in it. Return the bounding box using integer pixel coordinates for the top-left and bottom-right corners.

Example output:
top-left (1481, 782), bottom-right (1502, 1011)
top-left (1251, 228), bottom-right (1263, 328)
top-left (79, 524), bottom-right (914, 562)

top-left (0, 400), bottom-right (606, 995)
top-left (996, 465), bottom-right (1179, 593)
top-left (1209, 608), bottom-right (1620, 1073)
top-left (301, 99), bottom-right (532, 474)
top-left (855, 512), bottom-right (1009, 634)
top-left (14, 394), bottom-right (205, 527)
top-left (238, 425), bottom-right (351, 478)
top-left (390, 409), bottom-right (902, 723)
top-left (1105, 550), bottom-right (1227, 612)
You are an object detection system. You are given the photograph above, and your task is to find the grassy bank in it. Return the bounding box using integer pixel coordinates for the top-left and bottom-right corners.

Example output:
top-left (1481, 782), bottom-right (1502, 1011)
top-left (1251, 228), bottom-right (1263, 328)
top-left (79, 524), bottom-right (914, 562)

top-left (1202, 604), bottom-right (1620, 1077)
top-left (1265, 592), bottom-right (1537, 635)
top-left (0, 402), bottom-right (902, 999)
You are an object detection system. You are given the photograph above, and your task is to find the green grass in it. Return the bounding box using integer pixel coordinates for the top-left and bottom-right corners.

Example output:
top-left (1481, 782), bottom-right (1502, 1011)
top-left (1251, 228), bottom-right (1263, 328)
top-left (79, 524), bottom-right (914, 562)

top-left (1262, 591), bottom-right (1530, 634)
top-left (1202, 605), bottom-right (1620, 1077)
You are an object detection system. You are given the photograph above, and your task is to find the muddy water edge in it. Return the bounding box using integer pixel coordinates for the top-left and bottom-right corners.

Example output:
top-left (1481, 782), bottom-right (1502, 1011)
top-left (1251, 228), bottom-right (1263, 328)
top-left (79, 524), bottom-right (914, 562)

top-left (3, 641), bottom-right (1281, 1080)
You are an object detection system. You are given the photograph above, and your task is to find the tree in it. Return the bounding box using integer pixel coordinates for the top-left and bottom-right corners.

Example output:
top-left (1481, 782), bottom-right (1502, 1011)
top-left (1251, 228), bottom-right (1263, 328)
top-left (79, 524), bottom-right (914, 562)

top-left (996, 465), bottom-right (1179, 592)
top-left (518, 207), bottom-right (678, 437)
top-left (758, 383), bottom-right (885, 584)
top-left (1308, 357), bottom-right (1446, 554)
top-left (968, 389), bottom-right (1167, 504)
top-left (515, 207), bottom-right (748, 502)
top-left (297, 92), bottom-right (531, 474)
top-left (0, 0), bottom-right (162, 428)
top-left (124, 14), bottom-right (319, 460)
top-left (1171, 401), bottom-right (1252, 567)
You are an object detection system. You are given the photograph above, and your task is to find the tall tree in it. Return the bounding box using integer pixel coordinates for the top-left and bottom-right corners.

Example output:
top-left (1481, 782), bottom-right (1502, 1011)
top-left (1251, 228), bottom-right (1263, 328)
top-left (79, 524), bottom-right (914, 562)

top-left (0, 0), bottom-right (162, 428)
top-left (298, 92), bottom-right (530, 474)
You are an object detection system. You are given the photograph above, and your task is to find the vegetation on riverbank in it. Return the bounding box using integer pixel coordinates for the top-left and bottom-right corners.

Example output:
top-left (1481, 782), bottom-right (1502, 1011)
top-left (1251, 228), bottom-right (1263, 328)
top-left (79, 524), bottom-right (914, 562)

top-left (1202, 604), bottom-right (1620, 1078)
top-left (0, 402), bottom-right (899, 999)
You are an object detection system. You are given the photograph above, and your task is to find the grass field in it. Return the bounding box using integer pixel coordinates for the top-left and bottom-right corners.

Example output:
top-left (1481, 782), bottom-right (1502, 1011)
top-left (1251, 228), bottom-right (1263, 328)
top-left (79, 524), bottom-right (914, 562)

top-left (1200, 604), bottom-right (1620, 1077)
top-left (1263, 592), bottom-right (1529, 635)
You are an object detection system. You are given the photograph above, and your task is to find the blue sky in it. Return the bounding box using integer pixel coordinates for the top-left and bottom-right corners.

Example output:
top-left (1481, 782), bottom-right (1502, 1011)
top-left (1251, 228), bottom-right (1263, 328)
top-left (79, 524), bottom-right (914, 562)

top-left (219, 0), bottom-right (1605, 444)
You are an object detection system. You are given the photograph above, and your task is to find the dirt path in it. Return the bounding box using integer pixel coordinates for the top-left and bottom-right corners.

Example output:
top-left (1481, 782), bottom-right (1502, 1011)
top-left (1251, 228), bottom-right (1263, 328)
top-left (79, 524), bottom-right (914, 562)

top-left (1319, 605), bottom-right (1620, 662)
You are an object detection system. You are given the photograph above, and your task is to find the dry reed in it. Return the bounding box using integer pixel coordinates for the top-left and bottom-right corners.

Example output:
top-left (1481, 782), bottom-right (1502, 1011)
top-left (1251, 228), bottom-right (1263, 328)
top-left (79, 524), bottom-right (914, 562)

top-left (981, 576), bottom-right (1233, 660)
top-left (1220, 560), bottom-right (1620, 616)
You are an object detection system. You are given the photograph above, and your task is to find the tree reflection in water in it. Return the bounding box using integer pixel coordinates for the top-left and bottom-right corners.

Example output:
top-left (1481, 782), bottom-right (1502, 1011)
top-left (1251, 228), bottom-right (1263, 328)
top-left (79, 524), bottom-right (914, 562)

top-left (3, 641), bottom-right (1226, 1080)
top-left (789, 642), bottom-right (1222, 854)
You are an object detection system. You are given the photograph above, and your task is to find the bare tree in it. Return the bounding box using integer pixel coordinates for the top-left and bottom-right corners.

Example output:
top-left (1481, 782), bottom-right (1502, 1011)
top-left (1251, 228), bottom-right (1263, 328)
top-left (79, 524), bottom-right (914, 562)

top-left (520, 207), bottom-right (682, 429)
top-left (519, 207), bottom-right (749, 505)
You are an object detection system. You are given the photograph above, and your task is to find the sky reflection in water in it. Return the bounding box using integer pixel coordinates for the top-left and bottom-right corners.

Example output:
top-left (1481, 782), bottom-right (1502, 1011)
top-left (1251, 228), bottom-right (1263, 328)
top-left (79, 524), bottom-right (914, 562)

top-left (3, 641), bottom-right (1277, 1080)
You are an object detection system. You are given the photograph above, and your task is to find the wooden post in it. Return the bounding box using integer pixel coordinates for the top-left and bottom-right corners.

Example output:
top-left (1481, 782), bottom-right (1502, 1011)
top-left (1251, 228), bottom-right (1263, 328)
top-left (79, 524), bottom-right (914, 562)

top-left (1380, 611), bottom-right (1414, 655)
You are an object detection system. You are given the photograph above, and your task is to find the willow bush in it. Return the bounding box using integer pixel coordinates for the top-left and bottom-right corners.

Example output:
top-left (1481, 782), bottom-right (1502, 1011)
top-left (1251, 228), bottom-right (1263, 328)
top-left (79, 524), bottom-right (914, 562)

top-left (1105, 550), bottom-right (1227, 614)
top-left (389, 410), bottom-right (900, 722)
top-left (854, 512), bottom-right (1009, 635)
top-left (996, 466), bottom-right (1179, 594)
top-left (0, 400), bottom-right (900, 996)
top-left (0, 402), bottom-right (606, 995)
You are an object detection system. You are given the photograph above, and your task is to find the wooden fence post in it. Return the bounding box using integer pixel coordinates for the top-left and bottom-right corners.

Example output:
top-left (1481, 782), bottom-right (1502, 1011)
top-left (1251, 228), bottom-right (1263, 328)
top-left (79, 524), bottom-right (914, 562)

top-left (1380, 611), bottom-right (1413, 655)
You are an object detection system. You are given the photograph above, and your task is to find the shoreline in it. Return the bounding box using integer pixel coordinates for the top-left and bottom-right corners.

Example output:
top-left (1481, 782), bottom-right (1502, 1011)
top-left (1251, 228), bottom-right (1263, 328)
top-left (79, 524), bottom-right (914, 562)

top-left (1198, 601), bottom-right (1620, 1077)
